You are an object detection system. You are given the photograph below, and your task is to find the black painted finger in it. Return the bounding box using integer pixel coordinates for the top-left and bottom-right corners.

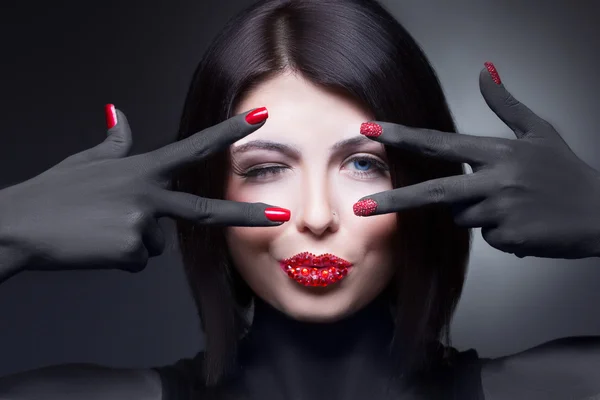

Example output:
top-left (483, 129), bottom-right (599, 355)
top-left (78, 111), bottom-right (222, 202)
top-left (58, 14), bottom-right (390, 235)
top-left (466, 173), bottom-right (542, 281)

top-left (479, 63), bottom-right (546, 138)
top-left (142, 107), bottom-right (268, 175)
top-left (360, 121), bottom-right (500, 166)
top-left (74, 107), bottom-right (134, 163)
top-left (353, 173), bottom-right (495, 216)
top-left (151, 189), bottom-right (290, 226)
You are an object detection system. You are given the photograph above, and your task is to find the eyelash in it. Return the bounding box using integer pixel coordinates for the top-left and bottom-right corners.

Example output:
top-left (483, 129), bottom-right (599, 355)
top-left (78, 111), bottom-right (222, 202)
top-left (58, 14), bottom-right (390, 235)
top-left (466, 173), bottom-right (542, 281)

top-left (238, 155), bottom-right (389, 181)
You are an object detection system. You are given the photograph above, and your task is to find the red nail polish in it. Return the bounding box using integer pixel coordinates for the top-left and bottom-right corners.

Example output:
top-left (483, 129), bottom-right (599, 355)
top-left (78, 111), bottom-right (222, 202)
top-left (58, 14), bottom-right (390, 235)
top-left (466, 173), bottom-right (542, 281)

top-left (105, 104), bottom-right (117, 129)
top-left (360, 122), bottom-right (382, 137)
top-left (265, 207), bottom-right (290, 222)
top-left (353, 199), bottom-right (378, 216)
top-left (484, 62), bottom-right (501, 85)
top-left (245, 107), bottom-right (269, 125)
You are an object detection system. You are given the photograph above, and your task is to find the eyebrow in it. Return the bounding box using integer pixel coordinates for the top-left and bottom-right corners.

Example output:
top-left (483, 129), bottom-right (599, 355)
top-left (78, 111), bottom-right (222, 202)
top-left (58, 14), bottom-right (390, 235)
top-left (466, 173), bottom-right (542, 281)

top-left (231, 136), bottom-right (380, 158)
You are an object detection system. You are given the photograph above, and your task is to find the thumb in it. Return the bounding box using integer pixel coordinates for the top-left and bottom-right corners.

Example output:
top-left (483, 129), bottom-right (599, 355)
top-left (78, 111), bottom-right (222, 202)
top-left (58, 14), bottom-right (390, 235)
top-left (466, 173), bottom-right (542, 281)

top-left (479, 62), bottom-right (545, 139)
top-left (56, 105), bottom-right (133, 167)
top-left (100, 104), bottom-right (133, 158)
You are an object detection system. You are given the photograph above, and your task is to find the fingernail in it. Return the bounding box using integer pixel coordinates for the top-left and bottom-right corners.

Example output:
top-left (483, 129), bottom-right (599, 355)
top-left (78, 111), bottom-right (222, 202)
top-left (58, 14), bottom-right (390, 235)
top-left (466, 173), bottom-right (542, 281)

top-left (484, 62), bottom-right (501, 85)
top-left (246, 107), bottom-right (269, 125)
top-left (265, 207), bottom-right (290, 222)
top-left (353, 199), bottom-right (378, 216)
top-left (360, 122), bottom-right (382, 137)
top-left (105, 104), bottom-right (117, 129)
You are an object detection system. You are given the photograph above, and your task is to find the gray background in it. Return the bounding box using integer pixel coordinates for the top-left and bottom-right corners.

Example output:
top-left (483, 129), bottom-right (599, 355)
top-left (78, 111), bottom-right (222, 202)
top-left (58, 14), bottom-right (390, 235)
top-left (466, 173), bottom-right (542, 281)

top-left (0, 0), bottom-right (599, 376)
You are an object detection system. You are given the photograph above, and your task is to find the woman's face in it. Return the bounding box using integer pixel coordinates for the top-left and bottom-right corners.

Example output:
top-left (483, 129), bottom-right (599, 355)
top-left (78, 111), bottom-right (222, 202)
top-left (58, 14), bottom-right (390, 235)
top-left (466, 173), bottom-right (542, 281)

top-left (226, 72), bottom-right (398, 323)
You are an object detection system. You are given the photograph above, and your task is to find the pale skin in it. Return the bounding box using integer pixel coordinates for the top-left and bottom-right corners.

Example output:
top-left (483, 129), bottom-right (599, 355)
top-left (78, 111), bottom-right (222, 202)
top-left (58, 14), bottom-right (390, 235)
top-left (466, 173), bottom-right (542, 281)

top-left (226, 70), bottom-right (397, 323)
top-left (2, 71), bottom-right (600, 399)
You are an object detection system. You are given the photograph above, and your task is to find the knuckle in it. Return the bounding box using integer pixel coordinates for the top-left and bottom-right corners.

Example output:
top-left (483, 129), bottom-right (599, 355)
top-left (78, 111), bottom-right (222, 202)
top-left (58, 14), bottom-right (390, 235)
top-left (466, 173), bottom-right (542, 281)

top-left (187, 136), bottom-right (210, 160)
top-left (193, 197), bottom-right (212, 221)
top-left (104, 139), bottom-right (127, 155)
top-left (127, 210), bottom-right (149, 231)
top-left (120, 235), bottom-right (146, 259)
top-left (493, 141), bottom-right (514, 158)
top-left (497, 171), bottom-right (524, 194)
top-left (423, 133), bottom-right (449, 158)
top-left (426, 183), bottom-right (446, 204)
top-left (503, 93), bottom-right (521, 110)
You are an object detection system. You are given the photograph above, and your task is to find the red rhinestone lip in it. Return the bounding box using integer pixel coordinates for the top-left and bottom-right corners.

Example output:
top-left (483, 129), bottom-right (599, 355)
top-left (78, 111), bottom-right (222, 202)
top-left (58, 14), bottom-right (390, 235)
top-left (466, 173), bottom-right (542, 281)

top-left (279, 252), bottom-right (352, 287)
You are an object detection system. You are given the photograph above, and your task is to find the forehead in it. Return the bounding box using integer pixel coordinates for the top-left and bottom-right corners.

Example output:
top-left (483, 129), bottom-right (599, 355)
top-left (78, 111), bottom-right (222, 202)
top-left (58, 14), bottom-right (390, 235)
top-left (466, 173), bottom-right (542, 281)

top-left (233, 72), bottom-right (373, 147)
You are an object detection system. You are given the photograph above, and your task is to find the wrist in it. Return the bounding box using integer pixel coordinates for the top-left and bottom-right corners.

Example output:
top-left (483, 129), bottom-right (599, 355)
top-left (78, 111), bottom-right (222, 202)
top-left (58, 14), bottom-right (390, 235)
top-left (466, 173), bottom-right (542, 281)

top-left (0, 188), bottom-right (35, 280)
top-left (0, 241), bottom-right (33, 282)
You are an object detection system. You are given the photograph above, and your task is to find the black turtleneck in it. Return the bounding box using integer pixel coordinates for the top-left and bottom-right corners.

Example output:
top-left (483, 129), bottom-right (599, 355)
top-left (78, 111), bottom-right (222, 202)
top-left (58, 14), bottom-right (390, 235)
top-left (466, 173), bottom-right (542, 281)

top-left (153, 291), bottom-right (486, 400)
top-left (233, 293), bottom-right (411, 400)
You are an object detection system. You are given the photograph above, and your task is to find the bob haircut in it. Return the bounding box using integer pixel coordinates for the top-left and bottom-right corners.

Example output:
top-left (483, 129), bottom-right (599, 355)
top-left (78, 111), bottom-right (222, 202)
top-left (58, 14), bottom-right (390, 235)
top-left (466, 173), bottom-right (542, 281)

top-left (172, 0), bottom-right (472, 387)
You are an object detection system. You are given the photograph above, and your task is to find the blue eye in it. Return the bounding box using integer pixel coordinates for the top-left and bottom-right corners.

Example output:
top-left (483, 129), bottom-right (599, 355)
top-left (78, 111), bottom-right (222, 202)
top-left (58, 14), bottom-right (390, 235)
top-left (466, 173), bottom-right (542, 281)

top-left (237, 155), bottom-right (389, 182)
top-left (344, 155), bottom-right (389, 179)
top-left (353, 159), bottom-right (372, 171)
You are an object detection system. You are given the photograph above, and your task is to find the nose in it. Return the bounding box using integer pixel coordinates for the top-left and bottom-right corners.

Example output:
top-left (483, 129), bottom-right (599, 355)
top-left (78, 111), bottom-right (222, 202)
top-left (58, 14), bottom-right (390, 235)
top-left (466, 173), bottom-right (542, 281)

top-left (294, 177), bottom-right (340, 236)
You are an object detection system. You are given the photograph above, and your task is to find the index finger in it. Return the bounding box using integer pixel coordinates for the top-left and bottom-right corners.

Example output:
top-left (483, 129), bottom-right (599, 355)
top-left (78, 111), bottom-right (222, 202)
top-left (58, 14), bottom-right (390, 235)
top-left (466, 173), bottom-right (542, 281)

top-left (152, 189), bottom-right (291, 226)
top-left (360, 121), bottom-right (505, 167)
top-left (143, 107), bottom-right (268, 174)
top-left (353, 173), bottom-right (495, 216)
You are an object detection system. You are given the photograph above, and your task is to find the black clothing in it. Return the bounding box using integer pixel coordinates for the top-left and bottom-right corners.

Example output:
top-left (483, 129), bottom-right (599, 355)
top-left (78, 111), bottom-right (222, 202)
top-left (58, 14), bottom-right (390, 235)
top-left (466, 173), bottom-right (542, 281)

top-left (154, 296), bottom-right (488, 400)
top-left (155, 348), bottom-right (485, 399)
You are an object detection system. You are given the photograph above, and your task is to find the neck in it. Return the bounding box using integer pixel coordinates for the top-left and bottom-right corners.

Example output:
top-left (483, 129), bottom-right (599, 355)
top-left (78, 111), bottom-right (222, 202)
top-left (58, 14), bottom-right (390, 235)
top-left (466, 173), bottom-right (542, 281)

top-left (248, 293), bottom-right (395, 357)
top-left (235, 293), bottom-right (402, 398)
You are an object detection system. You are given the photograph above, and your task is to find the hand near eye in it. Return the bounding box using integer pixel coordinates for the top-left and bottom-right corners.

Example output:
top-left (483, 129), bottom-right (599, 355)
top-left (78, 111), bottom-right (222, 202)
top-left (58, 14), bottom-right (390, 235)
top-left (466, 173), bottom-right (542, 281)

top-left (355, 63), bottom-right (600, 259)
top-left (0, 106), bottom-right (289, 280)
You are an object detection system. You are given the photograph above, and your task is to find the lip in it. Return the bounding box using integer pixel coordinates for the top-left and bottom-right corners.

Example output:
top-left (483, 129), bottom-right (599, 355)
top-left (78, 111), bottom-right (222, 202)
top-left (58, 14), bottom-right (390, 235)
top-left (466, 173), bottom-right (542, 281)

top-left (279, 252), bottom-right (353, 287)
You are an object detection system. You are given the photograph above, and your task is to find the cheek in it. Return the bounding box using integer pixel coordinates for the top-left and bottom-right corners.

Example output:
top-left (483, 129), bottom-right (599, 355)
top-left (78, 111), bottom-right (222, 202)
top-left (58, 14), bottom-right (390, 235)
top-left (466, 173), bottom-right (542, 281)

top-left (356, 213), bottom-right (398, 261)
top-left (225, 224), bottom-right (281, 254)
top-left (224, 177), bottom-right (289, 263)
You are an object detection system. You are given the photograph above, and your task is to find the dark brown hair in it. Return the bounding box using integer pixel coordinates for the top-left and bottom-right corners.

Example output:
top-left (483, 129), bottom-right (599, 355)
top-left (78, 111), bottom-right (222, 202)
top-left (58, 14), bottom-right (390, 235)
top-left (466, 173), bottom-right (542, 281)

top-left (172, 0), bottom-right (472, 387)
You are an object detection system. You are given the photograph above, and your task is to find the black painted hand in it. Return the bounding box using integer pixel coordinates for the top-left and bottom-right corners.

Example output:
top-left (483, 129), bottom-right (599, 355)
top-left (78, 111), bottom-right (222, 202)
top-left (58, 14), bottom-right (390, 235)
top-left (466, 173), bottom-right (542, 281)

top-left (355, 64), bottom-right (600, 259)
top-left (0, 106), bottom-right (289, 273)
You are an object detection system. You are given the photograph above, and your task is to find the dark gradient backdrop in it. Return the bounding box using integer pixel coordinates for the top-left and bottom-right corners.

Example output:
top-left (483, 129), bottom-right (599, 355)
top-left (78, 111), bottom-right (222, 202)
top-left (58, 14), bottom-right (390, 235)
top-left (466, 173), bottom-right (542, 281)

top-left (0, 0), bottom-right (599, 376)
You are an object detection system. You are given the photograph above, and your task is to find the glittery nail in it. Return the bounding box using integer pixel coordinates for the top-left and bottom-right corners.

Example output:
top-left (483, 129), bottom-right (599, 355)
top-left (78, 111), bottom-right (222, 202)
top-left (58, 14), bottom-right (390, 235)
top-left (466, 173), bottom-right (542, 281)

top-left (360, 122), bottom-right (382, 137)
top-left (353, 199), bottom-right (378, 216)
top-left (484, 62), bottom-right (501, 85)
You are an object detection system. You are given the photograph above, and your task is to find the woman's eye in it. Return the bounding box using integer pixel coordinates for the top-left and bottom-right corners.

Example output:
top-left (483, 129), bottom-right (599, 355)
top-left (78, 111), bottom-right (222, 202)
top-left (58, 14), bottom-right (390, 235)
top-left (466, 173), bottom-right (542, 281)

top-left (236, 155), bottom-right (388, 182)
top-left (238, 165), bottom-right (289, 181)
top-left (342, 155), bottom-right (389, 179)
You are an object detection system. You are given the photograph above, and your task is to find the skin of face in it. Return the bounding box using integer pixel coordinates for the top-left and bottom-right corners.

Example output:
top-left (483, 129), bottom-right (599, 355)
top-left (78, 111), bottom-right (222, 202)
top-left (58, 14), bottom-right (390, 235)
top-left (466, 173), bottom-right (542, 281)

top-left (225, 71), bottom-right (398, 323)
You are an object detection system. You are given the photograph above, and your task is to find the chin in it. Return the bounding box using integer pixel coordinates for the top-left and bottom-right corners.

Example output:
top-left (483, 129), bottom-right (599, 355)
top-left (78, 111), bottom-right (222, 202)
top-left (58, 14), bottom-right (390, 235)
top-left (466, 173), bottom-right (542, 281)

top-left (273, 289), bottom-right (360, 323)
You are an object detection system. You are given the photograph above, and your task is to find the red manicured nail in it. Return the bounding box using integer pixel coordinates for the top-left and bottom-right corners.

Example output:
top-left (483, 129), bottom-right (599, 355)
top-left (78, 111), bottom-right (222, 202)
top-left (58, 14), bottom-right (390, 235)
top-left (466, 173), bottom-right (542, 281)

top-left (360, 122), bottom-right (382, 137)
top-left (245, 107), bottom-right (269, 125)
top-left (105, 104), bottom-right (117, 129)
top-left (353, 199), bottom-right (378, 216)
top-left (265, 207), bottom-right (290, 222)
top-left (484, 62), bottom-right (501, 85)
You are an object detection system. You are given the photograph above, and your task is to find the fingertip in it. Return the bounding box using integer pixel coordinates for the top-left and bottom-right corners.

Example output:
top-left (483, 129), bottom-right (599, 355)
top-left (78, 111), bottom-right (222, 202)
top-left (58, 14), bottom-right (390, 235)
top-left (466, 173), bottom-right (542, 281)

top-left (360, 122), bottom-right (383, 138)
top-left (264, 207), bottom-right (290, 222)
top-left (245, 107), bottom-right (269, 125)
top-left (105, 104), bottom-right (117, 130)
top-left (353, 198), bottom-right (378, 217)
top-left (484, 62), bottom-right (502, 85)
